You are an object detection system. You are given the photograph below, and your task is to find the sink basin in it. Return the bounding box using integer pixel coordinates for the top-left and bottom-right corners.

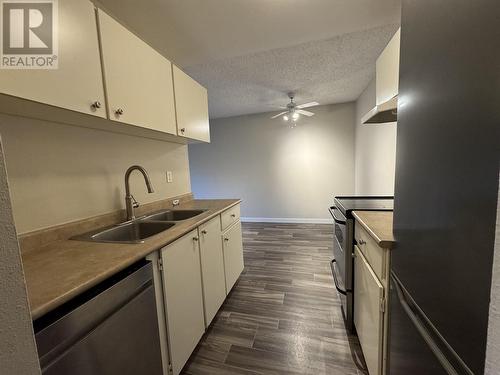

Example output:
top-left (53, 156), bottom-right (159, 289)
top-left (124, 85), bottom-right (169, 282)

top-left (143, 209), bottom-right (207, 222)
top-left (71, 209), bottom-right (206, 244)
top-left (73, 221), bottom-right (175, 244)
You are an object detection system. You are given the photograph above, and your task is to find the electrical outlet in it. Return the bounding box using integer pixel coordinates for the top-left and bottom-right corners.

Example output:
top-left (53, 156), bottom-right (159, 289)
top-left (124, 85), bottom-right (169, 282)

top-left (166, 171), bottom-right (173, 183)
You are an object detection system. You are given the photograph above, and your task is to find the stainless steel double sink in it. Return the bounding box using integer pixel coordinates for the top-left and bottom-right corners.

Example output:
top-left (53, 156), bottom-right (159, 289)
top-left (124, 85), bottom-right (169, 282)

top-left (72, 209), bottom-right (207, 244)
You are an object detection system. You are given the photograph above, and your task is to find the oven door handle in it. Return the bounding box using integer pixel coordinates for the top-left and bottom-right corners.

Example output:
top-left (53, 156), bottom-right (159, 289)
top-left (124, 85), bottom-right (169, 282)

top-left (329, 206), bottom-right (346, 225)
top-left (330, 259), bottom-right (350, 295)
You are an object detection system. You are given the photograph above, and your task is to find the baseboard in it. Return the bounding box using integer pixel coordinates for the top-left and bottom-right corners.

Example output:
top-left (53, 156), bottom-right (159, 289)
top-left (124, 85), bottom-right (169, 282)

top-left (240, 217), bottom-right (334, 224)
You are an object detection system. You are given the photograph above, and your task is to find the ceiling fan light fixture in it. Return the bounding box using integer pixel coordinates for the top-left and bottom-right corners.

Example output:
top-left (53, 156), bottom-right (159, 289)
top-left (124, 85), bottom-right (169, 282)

top-left (271, 93), bottom-right (319, 122)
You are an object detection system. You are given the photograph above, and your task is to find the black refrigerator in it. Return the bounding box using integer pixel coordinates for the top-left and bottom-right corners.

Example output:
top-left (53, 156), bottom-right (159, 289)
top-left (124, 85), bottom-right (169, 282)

top-left (389, 1), bottom-right (500, 374)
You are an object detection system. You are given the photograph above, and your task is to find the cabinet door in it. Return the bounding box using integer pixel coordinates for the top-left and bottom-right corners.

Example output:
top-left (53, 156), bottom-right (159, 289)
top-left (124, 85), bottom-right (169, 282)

top-left (0, 0), bottom-right (106, 118)
top-left (161, 230), bottom-right (205, 375)
top-left (376, 28), bottom-right (400, 105)
top-left (354, 245), bottom-right (384, 375)
top-left (199, 216), bottom-right (227, 327)
top-left (222, 221), bottom-right (244, 292)
top-left (172, 65), bottom-right (210, 142)
top-left (97, 10), bottom-right (176, 134)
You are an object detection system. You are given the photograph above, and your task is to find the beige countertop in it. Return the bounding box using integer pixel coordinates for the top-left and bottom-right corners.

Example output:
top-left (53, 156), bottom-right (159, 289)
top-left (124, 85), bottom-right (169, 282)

top-left (352, 210), bottom-right (395, 249)
top-left (22, 199), bottom-right (240, 320)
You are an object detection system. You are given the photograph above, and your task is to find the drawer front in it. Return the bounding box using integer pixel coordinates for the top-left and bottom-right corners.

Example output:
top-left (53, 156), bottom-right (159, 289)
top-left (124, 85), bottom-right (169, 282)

top-left (355, 223), bottom-right (385, 282)
top-left (221, 204), bottom-right (241, 231)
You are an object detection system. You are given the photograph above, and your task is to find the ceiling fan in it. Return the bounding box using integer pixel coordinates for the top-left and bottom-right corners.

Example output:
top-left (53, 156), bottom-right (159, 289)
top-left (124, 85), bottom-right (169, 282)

top-left (271, 93), bottom-right (319, 122)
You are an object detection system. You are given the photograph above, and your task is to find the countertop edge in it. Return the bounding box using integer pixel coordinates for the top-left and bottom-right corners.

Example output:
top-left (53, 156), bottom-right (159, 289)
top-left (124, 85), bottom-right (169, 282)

top-left (29, 199), bottom-right (241, 320)
top-left (352, 210), bottom-right (395, 249)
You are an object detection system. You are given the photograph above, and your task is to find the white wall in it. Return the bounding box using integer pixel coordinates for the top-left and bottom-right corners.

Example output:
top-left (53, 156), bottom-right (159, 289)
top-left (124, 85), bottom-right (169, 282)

top-left (189, 103), bottom-right (355, 222)
top-left (354, 79), bottom-right (397, 195)
top-left (0, 114), bottom-right (191, 234)
top-left (0, 137), bottom-right (40, 374)
top-left (485, 174), bottom-right (500, 374)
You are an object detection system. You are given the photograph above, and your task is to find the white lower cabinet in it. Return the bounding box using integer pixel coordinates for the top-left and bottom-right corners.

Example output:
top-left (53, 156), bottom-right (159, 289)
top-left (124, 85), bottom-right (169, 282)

top-left (161, 230), bottom-right (205, 375)
top-left (222, 221), bottom-right (244, 292)
top-left (354, 245), bottom-right (385, 375)
top-left (198, 216), bottom-right (227, 326)
top-left (151, 204), bottom-right (243, 374)
top-left (354, 219), bottom-right (392, 375)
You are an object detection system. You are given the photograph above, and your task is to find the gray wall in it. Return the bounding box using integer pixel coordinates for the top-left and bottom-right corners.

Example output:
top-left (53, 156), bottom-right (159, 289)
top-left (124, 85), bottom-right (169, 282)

top-left (354, 79), bottom-right (397, 195)
top-left (0, 137), bottom-right (40, 374)
top-left (189, 103), bottom-right (356, 222)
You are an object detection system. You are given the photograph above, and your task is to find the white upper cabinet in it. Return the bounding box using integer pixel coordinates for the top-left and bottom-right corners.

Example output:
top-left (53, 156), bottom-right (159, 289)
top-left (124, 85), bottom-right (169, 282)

top-left (361, 28), bottom-right (400, 124)
top-left (172, 65), bottom-right (210, 142)
top-left (97, 9), bottom-right (177, 134)
top-left (376, 29), bottom-right (401, 105)
top-left (0, 0), bottom-right (106, 118)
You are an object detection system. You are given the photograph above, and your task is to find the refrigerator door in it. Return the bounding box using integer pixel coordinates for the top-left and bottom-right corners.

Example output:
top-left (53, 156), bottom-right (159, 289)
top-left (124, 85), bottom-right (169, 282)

top-left (389, 273), bottom-right (473, 375)
top-left (392, 0), bottom-right (499, 373)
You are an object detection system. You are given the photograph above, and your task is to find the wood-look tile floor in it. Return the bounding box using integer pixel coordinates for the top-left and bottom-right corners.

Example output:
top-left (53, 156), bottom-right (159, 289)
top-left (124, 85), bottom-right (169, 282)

top-left (182, 223), bottom-right (367, 375)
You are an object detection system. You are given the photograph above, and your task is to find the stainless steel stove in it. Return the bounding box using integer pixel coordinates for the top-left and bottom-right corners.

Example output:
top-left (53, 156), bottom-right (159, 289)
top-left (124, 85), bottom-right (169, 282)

top-left (329, 196), bottom-right (393, 333)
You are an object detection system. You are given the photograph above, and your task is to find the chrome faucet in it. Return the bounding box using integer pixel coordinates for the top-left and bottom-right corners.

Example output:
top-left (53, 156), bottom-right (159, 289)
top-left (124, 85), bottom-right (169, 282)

top-left (124, 165), bottom-right (154, 221)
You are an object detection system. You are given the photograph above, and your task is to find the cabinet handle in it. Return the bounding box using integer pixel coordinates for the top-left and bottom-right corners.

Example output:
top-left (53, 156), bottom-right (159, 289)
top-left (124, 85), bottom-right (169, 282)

top-left (224, 238), bottom-right (229, 242)
top-left (91, 101), bottom-right (101, 110)
top-left (231, 214), bottom-right (236, 218)
top-left (115, 108), bottom-right (124, 116)
top-left (193, 237), bottom-right (199, 241)
top-left (358, 239), bottom-right (366, 245)
top-left (180, 128), bottom-right (186, 133)
top-left (201, 230), bottom-right (207, 235)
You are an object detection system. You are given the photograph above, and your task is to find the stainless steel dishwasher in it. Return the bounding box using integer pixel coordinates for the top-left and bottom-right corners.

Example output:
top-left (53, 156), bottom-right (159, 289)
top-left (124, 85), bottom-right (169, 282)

top-left (34, 260), bottom-right (163, 375)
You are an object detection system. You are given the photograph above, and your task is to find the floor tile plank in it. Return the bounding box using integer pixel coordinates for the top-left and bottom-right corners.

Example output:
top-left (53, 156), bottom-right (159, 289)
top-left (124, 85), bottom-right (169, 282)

top-left (182, 223), bottom-right (367, 375)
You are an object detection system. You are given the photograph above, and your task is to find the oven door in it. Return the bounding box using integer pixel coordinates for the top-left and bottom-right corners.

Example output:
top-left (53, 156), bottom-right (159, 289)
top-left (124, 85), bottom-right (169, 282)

top-left (329, 206), bottom-right (348, 292)
top-left (329, 206), bottom-right (354, 332)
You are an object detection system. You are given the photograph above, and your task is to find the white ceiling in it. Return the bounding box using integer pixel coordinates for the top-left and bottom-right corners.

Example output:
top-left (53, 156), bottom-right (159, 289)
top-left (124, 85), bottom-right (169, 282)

top-left (96, 0), bottom-right (401, 118)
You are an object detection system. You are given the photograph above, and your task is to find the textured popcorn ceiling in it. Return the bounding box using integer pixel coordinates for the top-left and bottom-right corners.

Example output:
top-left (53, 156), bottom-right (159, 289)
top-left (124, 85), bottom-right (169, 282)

top-left (186, 24), bottom-right (399, 118)
top-left (96, 0), bottom-right (401, 118)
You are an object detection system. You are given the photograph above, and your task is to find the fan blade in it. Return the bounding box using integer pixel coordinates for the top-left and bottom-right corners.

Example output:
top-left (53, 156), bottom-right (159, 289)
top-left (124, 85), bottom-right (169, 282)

top-left (297, 109), bottom-right (315, 117)
top-left (271, 111), bottom-right (288, 119)
top-left (297, 101), bottom-right (319, 109)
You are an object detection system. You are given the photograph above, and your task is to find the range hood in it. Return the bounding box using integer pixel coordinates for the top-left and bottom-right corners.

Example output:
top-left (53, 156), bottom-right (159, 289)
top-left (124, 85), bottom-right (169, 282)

top-left (361, 95), bottom-right (398, 124)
